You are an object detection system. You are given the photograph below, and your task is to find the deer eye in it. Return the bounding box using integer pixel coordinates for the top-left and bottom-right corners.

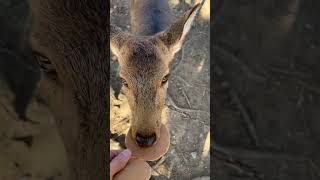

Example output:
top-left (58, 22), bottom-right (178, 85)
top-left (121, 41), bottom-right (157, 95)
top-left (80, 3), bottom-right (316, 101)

top-left (120, 77), bottom-right (128, 87)
top-left (161, 74), bottom-right (170, 85)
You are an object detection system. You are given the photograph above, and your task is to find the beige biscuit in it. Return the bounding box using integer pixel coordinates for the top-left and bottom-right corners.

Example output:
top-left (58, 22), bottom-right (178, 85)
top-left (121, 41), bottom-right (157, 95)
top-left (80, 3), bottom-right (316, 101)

top-left (125, 124), bottom-right (170, 161)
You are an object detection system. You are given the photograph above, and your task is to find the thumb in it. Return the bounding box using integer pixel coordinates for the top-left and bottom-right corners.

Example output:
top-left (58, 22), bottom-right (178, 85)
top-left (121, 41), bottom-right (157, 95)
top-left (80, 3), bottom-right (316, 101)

top-left (110, 149), bottom-right (132, 178)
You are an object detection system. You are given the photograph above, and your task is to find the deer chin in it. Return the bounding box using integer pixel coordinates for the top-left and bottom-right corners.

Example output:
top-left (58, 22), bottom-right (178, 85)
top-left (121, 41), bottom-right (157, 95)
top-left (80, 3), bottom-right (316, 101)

top-left (125, 123), bottom-right (170, 161)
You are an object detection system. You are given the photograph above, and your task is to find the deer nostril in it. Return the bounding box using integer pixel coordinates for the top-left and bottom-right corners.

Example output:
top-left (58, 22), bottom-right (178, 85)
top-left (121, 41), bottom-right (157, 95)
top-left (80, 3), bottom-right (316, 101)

top-left (135, 133), bottom-right (156, 147)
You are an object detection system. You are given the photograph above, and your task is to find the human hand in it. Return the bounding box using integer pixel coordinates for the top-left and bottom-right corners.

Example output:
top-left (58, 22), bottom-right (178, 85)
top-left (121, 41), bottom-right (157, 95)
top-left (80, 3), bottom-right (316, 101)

top-left (110, 149), bottom-right (132, 180)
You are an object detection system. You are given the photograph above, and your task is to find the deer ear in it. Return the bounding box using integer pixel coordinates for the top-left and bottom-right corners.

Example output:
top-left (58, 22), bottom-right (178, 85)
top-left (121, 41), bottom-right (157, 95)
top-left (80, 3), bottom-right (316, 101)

top-left (158, 3), bottom-right (201, 55)
top-left (110, 24), bottom-right (126, 58)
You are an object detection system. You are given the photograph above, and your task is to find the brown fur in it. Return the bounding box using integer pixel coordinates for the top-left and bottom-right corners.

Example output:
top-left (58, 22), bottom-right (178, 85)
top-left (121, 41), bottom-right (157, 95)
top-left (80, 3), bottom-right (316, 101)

top-left (111, 1), bottom-right (201, 144)
top-left (28, 0), bottom-right (108, 179)
top-left (130, 0), bottom-right (172, 35)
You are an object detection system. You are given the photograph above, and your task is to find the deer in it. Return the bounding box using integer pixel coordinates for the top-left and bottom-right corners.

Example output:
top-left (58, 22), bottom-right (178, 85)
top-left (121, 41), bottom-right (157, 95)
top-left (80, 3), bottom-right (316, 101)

top-left (27, 0), bottom-right (108, 179)
top-left (111, 0), bottom-right (201, 148)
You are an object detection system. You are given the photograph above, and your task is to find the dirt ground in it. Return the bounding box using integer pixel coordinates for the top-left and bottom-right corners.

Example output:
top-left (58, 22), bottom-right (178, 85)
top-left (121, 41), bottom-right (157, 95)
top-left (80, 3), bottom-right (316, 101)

top-left (213, 0), bottom-right (320, 179)
top-left (110, 0), bottom-right (210, 179)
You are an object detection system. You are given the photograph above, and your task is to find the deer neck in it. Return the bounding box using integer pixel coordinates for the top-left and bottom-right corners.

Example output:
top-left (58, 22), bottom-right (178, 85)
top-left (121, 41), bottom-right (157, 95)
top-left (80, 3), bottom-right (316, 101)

top-left (130, 0), bottom-right (172, 36)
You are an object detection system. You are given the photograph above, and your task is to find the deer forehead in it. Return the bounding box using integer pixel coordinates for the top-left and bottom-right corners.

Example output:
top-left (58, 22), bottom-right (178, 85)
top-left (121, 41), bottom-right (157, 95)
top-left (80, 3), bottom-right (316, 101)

top-left (118, 39), bottom-right (170, 80)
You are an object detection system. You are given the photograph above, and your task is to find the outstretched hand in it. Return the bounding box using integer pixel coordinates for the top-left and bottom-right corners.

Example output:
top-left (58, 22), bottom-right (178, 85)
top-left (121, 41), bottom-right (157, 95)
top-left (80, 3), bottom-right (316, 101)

top-left (110, 149), bottom-right (132, 180)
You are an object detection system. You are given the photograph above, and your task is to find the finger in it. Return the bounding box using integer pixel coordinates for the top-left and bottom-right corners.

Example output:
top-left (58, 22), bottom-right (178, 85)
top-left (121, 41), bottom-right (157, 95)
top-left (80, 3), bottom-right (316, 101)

top-left (110, 150), bottom-right (123, 161)
top-left (110, 149), bottom-right (132, 177)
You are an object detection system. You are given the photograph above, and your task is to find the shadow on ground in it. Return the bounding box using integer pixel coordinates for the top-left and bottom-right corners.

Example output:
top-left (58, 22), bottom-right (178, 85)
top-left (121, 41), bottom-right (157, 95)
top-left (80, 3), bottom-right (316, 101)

top-left (213, 0), bottom-right (320, 179)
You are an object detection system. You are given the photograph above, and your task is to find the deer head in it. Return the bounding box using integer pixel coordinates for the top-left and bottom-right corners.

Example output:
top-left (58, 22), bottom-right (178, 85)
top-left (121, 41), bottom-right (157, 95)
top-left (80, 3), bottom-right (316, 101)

top-left (111, 4), bottom-right (200, 147)
top-left (28, 0), bottom-right (108, 179)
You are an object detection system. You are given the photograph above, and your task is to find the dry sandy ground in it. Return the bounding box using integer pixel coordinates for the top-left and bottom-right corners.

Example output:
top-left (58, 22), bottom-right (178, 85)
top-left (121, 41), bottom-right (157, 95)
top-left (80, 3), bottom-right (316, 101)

top-left (110, 0), bottom-right (210, 179)
top-left (0, 83), bottom-right (69, 180)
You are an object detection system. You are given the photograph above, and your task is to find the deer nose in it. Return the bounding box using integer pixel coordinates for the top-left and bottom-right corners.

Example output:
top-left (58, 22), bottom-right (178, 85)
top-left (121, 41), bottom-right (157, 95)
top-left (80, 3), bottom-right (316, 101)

top-left (135, 133), bottom-right (156, 147)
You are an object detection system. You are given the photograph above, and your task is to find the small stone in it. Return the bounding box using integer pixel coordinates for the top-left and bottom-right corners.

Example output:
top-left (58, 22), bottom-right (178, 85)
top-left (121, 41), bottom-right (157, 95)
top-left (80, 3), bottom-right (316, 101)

top-left (111, 56), bottom-right (117, 61)
top-left (191, 152), bottom-right (197, 159)
top-left (110, 139), bottom-right (121, 150)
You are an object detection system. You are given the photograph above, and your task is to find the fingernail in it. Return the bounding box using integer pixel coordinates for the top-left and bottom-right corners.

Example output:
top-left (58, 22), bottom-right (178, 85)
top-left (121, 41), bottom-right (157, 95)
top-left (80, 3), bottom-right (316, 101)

top-left (120, 149), bottom-right (131, 158)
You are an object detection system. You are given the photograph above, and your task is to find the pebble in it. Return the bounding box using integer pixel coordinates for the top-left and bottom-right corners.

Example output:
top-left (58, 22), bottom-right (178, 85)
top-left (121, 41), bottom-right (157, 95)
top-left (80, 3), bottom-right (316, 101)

top-left (191, 152), bottom-right (197, 159)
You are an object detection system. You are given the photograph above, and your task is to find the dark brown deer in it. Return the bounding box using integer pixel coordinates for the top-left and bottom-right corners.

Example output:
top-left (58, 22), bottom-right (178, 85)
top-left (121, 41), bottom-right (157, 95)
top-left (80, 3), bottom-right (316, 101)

top-left (28, 0), bottom-right (108, 179)
top-left (111, 0), bottom-right (200, 147)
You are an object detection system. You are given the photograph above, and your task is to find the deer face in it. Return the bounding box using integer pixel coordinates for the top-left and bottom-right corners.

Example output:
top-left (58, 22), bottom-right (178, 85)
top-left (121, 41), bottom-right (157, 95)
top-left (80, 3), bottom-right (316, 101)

top-left (28, 0), bottom-right (108, 166)
top-left (111, 4), bottom-right (200, 147)
top-left (113, 37), bottom-right (172, 147)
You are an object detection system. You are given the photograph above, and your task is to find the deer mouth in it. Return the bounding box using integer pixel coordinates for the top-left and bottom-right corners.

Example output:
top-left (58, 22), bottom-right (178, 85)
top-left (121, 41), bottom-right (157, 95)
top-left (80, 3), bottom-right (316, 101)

top-left (125, 124), bottom-right (170, 161)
